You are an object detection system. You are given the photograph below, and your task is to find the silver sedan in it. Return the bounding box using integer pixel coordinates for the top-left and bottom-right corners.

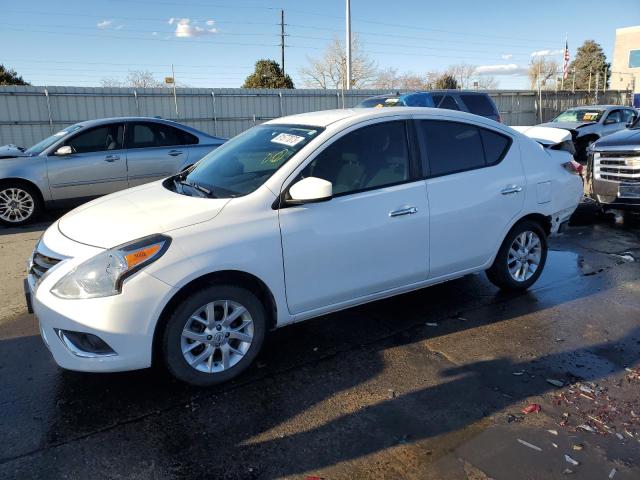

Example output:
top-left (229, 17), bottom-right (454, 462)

top-left (0, 117), bottom-right (226, 225)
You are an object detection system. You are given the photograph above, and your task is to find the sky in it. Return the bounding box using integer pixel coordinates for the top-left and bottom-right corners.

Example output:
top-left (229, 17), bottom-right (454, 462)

top-left (2, 0), bottom-right (639, 89)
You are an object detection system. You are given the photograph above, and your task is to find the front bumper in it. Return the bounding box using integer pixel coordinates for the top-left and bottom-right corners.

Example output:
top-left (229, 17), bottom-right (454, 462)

top-left (589, 178), bottom-right (640, 210)
top-left (28, 235), bottom-right (178, 373)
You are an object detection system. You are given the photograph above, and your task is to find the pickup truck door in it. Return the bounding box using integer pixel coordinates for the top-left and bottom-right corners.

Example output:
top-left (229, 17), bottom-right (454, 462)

top-left (46, 123), bottom-right (128, 201)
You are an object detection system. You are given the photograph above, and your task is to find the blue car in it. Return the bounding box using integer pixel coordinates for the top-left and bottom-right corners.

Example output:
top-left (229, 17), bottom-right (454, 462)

top-left (355, 90), bottom-right (501, 123)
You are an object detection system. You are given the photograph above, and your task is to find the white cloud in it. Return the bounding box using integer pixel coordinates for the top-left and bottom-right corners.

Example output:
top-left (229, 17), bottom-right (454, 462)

top-left (173, 18), bottom-right (217, 37)
top-left (206, 19), bottom-right (215, 26)
top-left (530, 49), bottom-right (564, 57)
top-left (501, 53), bottom-right (513, 60)
top-left (475, 64), bottom-right (528, 76)
top-left (97, 20), bottom-right (112, 29)
top-left (115, 24), bottom-right (124, 30)
top-left (152, 31), bottom-right (158, 36)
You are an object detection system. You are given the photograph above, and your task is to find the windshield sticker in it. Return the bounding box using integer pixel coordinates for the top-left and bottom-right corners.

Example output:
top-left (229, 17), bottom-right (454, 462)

top-left (262, 149), bottom-right (288, 165)
top-left (384, 98), bottom-right (400, 105)
top-left (271, 133), bottom-right (305, 147)
top-left (582, 112), bottom-right (599, 121)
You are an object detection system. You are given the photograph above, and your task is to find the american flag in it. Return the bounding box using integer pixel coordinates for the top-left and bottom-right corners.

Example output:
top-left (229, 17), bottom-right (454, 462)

top-left (562, 39), bottom-right (570, 80)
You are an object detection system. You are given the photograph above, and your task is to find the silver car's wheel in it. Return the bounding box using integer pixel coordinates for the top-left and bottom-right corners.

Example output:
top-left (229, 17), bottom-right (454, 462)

top-left (181, 300), bottom-right (254, 373)
top-left (507, 230), bottom-right (542, 282)
top-left (0, 187), bottom-right (35, 224)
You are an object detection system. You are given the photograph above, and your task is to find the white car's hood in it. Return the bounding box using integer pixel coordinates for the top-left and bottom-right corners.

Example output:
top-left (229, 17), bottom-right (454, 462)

top-left (58, 181), bottom-right (230, 248)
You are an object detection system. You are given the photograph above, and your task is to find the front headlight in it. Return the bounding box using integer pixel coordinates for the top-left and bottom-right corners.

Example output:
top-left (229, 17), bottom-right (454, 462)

top-left (51, 234), bottom-right (171, 299)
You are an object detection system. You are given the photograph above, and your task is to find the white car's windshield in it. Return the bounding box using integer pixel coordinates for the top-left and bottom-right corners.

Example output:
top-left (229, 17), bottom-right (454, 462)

top-left (24, 124), bottom-right (83, 155)
top-left (552, 109), bottom-right (604, 123)
top-left (184, 124), bottom-right (323, 197)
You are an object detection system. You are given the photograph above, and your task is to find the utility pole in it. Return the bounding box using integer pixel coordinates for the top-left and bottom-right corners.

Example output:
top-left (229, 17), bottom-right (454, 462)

top-left (345, 0), bottom-right (352, 90)
top-left (171, 64), bottom-right (178, 117)
top-left (595, 71), bottom-right (599, 103)
top-left (280, 9), bottom-right (285, 76)
top-left (572, 68), bottom-right (576, 93)
top-left (603, 65), bottom-right (607, 93)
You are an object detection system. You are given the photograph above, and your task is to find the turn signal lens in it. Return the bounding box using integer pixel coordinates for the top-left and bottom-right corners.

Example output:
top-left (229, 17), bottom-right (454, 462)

top-left (124, 244), bottom-right (162, 269)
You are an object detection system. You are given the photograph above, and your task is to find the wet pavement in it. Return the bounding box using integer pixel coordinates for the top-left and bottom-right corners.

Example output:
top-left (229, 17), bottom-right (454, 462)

top-left (0, 204), bottom-right (639, 479)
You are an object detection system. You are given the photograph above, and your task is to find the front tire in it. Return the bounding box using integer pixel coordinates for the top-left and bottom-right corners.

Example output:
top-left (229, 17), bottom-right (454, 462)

top-left (0, 182), bottom-right (42, 227)
top-left (162, 285), bottom-right (266, 386)
top-left (486, 220), bottom-right (548, 291)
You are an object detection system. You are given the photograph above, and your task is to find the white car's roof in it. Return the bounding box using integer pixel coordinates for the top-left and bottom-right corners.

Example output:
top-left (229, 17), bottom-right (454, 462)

top-left (267, 107), bottom-right (493, 129)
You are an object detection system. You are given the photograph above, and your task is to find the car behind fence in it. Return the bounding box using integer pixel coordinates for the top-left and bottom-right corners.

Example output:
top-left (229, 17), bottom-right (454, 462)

top-left (0, 86), bottom-right (632, 147)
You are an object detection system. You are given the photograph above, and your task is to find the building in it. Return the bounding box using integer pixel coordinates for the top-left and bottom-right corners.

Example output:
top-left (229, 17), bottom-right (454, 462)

top-left (610, 25), bottom-right (640, 93)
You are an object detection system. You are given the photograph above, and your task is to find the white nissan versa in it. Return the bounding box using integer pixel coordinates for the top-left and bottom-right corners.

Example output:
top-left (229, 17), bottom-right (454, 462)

top-left (26, 108), bottom-right (582, 386)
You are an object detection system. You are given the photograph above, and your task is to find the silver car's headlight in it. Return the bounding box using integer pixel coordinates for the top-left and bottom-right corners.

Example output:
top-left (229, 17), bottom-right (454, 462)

top-left (51, 234), bottom-right (171, 299)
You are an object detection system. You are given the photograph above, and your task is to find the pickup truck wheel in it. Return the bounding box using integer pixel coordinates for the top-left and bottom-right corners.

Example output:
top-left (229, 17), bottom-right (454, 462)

top-left (0, 183), bottom-right (42, 227)
top-left (486, 220), bottom-right (548, 291)
top-left (162, 285), bottom-right (266, 386)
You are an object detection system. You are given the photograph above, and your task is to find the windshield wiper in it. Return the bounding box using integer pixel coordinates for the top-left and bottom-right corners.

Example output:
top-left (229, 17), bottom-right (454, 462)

top-left (173, 177), bottom-right (215, 198)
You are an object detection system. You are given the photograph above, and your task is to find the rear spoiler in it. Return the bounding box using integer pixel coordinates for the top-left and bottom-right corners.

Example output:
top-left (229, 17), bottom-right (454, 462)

top-left (511, 126), bottom-right (575, 155)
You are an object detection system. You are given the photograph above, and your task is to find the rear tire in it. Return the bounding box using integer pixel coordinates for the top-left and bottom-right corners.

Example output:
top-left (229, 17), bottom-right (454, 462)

top-left (486, 220), bottom-right (548, 291)
top-left (0, 182), bottom-right (42, 227)
top-left (162, 285), bottom-right (266, 387)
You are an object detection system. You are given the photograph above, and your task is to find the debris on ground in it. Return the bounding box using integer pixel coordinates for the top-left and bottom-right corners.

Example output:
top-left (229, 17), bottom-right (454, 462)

top-left (425, 322), bottom-right (438, 327)
top-left (388, 389), bottom-right (396, 399)
top-left (572, 444), bottom-right (584, 451)
top-left (507, 414), bottom-right (524, 423)
top-left (512, 371), bottom-right (526, 376)
top-left (562, 468), bottom-right (574, 475)
top-left (609, 467), bottom-right (617, 479)
top-left (626, 367), bottom-right (640, 382)
top-left (547, 378), bottom-right (565, 388)
top-left (517, 439), bottom-right (542, 452)
top-left (522, 403), bottom-right (541, 415)
top-left (547, 429), bottom-right (558, 435)
top-left (564, 454), bottom-right (579, 466)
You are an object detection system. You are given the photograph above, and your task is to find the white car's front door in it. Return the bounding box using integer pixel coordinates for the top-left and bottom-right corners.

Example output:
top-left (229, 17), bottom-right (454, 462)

top-left (416, 119), bottom-right (525, 277)
top-left (278, 120), bottom-right (430, 315)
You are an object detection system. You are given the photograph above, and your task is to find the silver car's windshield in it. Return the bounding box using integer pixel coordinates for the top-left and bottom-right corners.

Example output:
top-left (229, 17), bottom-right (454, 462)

top-left (552, 109), bottom-right (605, 123)
top-left (24, 124), bottom-right (83, 155)
top-left (184, 124), bottom-right (323, 197)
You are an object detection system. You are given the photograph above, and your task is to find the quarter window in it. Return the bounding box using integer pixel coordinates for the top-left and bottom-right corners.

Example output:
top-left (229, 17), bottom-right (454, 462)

top-left (64, 124), bottom-right (124, 154)
top-left (301, 121), bottom-right (411, 196)
top-left (418, 120), bottom-right (511, 177)
top-left (432, 95), bottom-right (460, 111)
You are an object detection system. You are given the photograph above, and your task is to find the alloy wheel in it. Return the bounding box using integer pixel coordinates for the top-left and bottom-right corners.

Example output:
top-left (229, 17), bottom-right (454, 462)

top-left (507, 230), bottom-right (542, 282)
top-left (0, 187), bottom-right (35, 223)
top-left (181, 300), bottom-right (254, 373)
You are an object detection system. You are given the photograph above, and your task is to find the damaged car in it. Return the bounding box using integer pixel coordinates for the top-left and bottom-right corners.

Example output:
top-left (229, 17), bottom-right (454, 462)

top-left (538, 105), bottom-right (637, 163)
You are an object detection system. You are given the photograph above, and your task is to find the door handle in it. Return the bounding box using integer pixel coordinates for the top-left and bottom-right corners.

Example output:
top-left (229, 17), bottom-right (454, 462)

top-left (104, 155), bottom-right (120, 162)
top-left (389, 206), bottom-right (417, 217)
top-left (168, 150), bottom-right (184, 156)
top-left (501, 185), bottom-right (522, 195)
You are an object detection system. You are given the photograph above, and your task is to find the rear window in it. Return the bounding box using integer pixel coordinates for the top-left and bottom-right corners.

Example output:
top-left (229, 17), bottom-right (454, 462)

top-left (459, 94), bottom-right (497, 117)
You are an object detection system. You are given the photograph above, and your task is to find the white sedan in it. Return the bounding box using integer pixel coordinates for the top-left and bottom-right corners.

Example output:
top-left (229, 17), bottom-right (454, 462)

top-left (26, 108), bottom-right (583, 386)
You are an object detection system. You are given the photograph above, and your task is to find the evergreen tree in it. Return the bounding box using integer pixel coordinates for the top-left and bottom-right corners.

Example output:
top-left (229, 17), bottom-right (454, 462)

top-left (242, 60), bottom-right (294, 89)
top-left (0, 65), bottom-right (29, 86)
top-left (567, 40), bottom-right (610, 90)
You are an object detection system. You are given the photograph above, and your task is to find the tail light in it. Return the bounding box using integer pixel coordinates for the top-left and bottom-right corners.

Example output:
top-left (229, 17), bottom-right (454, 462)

top-left (562, 160), bottom-right (583, 176)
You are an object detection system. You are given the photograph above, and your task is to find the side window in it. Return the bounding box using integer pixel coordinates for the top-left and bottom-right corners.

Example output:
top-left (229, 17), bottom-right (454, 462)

top-left (433, 95), bottom-right (460, 111)
top-left (129, 123), bottom-right (199, 149)
top-left (418, 120), bottom-right (492, 177)
top-left (605, 110), bottom-right (622, 124)
top-left (301, 121), bottom-right (411, 196)
top-left (622, 109), bottom-right (637, 124)
top-left (65, 124), bottom-right (123, 154)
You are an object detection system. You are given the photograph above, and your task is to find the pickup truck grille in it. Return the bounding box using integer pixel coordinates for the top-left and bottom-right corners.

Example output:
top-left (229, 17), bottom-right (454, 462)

top-left (30, 250), bottom-right (62, 283)
top-left (594, 152), bottom-right (640, 184)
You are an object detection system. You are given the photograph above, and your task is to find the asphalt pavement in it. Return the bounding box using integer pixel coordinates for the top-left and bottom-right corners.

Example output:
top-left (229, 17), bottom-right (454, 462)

top-left (0, 204), bottom-right (639, 479)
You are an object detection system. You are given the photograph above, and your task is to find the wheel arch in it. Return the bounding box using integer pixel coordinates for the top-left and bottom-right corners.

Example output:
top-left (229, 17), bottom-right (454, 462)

top-left (513, 212), bottom-right (552, 236)
top-left (152, 269), bottom-right (278, 365)
top-left (0, 177), bottom-right (46, 202)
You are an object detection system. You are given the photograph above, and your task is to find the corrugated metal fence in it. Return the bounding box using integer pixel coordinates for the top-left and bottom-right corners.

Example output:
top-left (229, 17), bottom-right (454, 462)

top-left (0, 86), bottom-right (632, 147)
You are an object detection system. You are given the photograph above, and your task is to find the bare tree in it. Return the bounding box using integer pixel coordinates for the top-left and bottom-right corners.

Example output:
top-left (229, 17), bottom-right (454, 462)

top-left (476, 76), bottom-right (498, 89)
top-left (373, 67), bottom-right (401, 89)
top-left (528, 58), bottom-right (559, 90)
top-left (446, 63), bottom-right (476, 89)
top-left (300, 35), bottom-right (378, 89)
top-left (101, 70), bottom-right (166, 88)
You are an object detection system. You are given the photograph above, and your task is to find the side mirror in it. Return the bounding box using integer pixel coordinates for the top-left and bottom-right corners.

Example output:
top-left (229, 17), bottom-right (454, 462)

top-left (287, 177), bottom-right (332, 204)
top-left (54, 145), bottom-right (74, 156)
